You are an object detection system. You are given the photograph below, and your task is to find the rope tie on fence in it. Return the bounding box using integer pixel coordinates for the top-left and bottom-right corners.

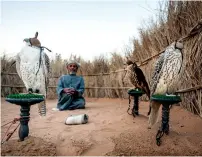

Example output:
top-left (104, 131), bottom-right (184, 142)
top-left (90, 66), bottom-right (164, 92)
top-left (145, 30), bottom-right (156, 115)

top-left (178, 19), bottom-right (202, 42)
top-left (137, 19), bottom-right (202, 66)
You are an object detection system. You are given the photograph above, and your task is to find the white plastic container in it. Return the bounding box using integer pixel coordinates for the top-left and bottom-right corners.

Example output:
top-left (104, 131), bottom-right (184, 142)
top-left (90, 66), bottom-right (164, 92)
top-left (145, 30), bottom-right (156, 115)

top-left (65, 114), bottom-right (89, 125)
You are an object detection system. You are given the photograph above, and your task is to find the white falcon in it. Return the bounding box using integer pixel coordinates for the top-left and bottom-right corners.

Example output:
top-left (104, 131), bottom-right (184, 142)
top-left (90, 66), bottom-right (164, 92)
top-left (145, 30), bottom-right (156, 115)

top-left (148, 41), bottom-right (184, 128)
top-left (16, 32), bottom-right (51, 116)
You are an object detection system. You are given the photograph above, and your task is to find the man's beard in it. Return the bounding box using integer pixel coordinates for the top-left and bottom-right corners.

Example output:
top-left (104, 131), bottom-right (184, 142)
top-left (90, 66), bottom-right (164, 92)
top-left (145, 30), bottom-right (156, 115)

top-left (69, 71), bottom-right (77, 75)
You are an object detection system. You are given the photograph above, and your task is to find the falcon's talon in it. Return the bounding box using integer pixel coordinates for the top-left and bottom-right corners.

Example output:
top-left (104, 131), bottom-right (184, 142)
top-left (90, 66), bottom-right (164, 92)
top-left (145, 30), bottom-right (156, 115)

top-left (28, 88), bottom-right (33, 93)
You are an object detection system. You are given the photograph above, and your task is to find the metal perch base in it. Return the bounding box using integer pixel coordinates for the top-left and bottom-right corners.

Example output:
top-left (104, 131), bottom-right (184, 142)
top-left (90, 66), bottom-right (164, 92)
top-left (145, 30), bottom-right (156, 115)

top-left (151, 94), bottom-right (181, 146)
top-left (127, 89), bottom-right (145, 117)
top-left (5, 93), bottom-right (44, 141)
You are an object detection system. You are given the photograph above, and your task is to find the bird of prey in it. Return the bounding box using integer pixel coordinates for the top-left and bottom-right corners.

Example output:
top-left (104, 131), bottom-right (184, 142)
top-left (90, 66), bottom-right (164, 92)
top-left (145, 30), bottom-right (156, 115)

top-left (124, 59), bottom-right (151, 114)
top-left (124, 59), bottom-right (150, 98)
top-left (16, 32), bottom-right (51, 116)
top-left (148, 41), bottom-right (183, 128)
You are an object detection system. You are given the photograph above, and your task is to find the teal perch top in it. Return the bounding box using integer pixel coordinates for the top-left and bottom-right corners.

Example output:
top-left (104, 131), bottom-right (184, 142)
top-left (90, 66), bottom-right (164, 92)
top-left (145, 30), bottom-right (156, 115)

top-left (6, 93), bottom-right (44, 106)
top-left (151, 94), bottom-right (181, 104)
top-left (128, 88), bottom-right (145, 96)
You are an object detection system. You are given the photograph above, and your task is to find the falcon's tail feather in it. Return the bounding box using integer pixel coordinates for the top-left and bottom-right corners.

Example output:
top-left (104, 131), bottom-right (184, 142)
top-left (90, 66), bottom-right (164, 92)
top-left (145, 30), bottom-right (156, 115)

top-left (148, 101), bottom-right (161, 129)
top-left (38, 101), bottom-right (46, 116)
top-left (141, 80), bottom-right (151, 115)
top-left (142, 83), bottom-right (150, 99)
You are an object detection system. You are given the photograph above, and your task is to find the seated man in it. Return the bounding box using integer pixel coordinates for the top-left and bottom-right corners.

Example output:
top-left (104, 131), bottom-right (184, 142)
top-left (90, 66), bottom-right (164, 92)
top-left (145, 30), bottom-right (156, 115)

top-left (56, 60), bottom-right (85, 111)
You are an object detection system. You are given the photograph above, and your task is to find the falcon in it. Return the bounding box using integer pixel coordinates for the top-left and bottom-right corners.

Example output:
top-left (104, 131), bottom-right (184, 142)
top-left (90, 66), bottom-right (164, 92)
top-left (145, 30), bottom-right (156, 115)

top-left (16, 32), bottom-right (51, 116)
top-left (148, 41), bottom-right (183, 128)
top-left (124, 59), bottom-right (151, 114)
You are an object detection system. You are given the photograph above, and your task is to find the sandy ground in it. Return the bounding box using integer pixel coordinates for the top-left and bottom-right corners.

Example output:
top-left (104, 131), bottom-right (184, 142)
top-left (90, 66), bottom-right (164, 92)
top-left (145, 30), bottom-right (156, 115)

top-left (1, 97), bottom-right (202, 156)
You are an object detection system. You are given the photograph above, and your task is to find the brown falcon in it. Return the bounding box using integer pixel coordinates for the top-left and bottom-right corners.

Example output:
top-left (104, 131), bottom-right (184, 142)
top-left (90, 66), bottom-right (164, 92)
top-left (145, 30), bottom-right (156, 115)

top-left (124, 59), bottom-right (151, 114)
top-left (124, 60), bottom-right (150, 98)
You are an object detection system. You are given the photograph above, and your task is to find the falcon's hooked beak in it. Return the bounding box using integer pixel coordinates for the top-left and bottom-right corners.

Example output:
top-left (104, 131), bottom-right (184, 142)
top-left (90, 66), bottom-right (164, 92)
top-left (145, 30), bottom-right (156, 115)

top-left (23, 38), bottom-right (32, 46)
top-left (23, 38), bottom-right (29, 43)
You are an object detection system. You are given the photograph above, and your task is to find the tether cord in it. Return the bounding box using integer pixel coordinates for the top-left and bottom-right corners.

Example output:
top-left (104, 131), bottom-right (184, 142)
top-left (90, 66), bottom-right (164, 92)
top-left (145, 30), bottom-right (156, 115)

top-left (1, 118), bottom-right (20, 144)
top-left (127, 95), bottom-right (132, 115)
top-left (35, 47), bottom-right (43, 76)
top-left (1, 116), bottom-right (30, 144)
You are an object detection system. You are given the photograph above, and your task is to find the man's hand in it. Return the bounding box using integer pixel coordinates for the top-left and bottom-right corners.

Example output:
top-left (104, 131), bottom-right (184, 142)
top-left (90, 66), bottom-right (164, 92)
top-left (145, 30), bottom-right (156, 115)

top-left (63, 88), bottom-right (78, 95)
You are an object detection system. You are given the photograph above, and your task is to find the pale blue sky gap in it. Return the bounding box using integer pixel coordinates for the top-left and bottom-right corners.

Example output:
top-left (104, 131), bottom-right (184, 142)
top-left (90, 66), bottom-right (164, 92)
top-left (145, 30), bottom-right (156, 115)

top-left (0, 0), bottom-right (161, 61)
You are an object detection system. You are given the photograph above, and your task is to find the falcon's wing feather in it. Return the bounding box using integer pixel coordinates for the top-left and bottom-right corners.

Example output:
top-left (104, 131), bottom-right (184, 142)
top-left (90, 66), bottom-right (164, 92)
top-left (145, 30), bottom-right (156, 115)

top-left (150, 52), bottom-right (165, 96)
top-left (135, 67), bottom-right (147, 84)
top-left (15, 53), bottom-right (22, 79)
top-left (135, 67), bottom-right (150, 97)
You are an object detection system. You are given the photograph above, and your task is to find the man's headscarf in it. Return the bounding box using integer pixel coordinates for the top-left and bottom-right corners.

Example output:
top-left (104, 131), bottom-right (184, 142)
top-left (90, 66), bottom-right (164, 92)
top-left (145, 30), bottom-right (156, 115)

top-left (66, 60), bottom-right (80, 68)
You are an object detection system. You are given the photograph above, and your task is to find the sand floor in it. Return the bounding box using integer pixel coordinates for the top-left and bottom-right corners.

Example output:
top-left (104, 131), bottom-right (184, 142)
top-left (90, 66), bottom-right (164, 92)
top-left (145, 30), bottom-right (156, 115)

top-left (1, 98), bottom-right (202, 156)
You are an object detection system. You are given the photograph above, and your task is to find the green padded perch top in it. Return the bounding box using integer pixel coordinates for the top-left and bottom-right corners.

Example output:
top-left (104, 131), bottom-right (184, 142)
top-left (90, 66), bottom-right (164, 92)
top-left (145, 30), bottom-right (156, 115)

top-left (151, 94), bottom-right (181, 104)
top-left (128, 88), bottom-right (145, 96)
top-left (6, 93), bottom-right (45, 106)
